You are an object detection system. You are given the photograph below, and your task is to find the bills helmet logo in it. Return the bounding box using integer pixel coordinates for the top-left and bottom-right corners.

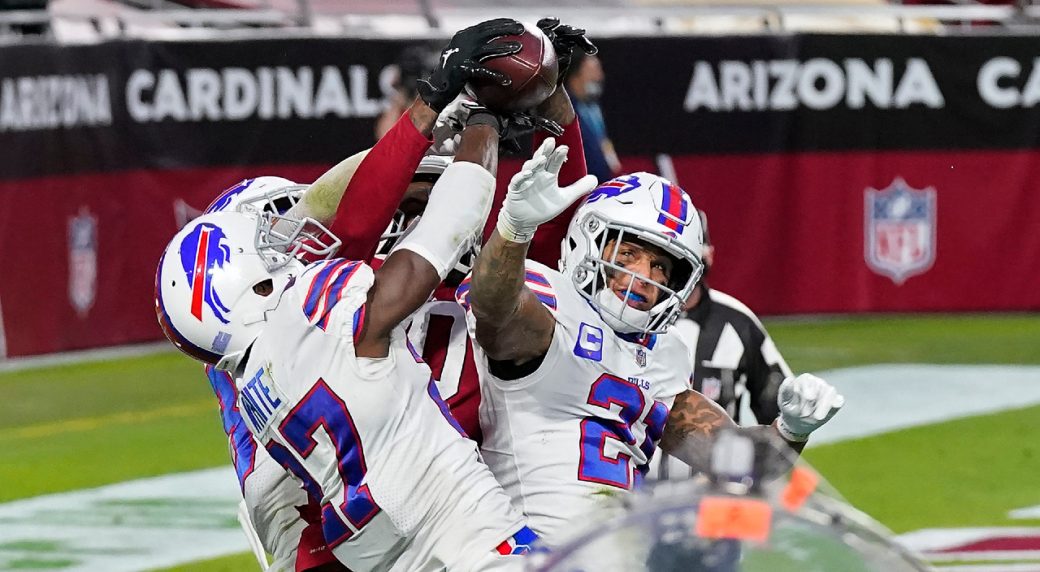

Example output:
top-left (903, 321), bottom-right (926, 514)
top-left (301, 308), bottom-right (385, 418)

top-left (179, 223), bottom-right (232, 324)
top-left (585, 174), bottom-right (642, 203)
top-left (204, 179), bottom-right (253, 214)
top-left (865, 178), bottom-right (937, 285)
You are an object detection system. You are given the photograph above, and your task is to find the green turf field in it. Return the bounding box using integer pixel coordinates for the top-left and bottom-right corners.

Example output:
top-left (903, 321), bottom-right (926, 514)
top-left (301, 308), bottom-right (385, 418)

top-left (3, 314), bottom-right (1039, 571)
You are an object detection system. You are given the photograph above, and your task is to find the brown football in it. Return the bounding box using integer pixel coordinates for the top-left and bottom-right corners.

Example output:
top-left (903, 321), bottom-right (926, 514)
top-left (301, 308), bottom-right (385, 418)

top-left (466, 23), bottom-right (559, 112)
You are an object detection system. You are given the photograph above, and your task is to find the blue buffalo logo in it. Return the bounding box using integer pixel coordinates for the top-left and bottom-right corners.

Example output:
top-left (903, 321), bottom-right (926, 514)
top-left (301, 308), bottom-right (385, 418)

top-left (180, 223), bottom-right (232, 324)
top-left (585, 174), bottom-right (642, 203)
top-left (204, 179), bottom-right (254, 214)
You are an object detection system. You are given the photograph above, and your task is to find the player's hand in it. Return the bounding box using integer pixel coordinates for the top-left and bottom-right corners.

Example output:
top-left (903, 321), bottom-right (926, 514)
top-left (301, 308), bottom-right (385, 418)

top-left (417, 18), bottom-right (525, 112)
top-left (776, 374), bottom-right (844, 442)
top-left (504, 111), bottom-right (564, 139)
top-left (497, 138), bottom-right (598, 243)
top-left (537, 17), bottom-right (598, 84)
top-left (430, 96), bottom-right (471, 154)
top-left (463, 102), bottom-right (563, 154)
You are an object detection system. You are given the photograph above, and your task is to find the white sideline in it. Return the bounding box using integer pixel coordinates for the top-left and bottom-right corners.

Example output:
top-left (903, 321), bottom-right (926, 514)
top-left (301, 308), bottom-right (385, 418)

top-left (0, 467), bottom-right (247, 572)
top-left (805, 364), bottom-right (1040, 445)
top-left (0, 342), bottom-right (173, 373)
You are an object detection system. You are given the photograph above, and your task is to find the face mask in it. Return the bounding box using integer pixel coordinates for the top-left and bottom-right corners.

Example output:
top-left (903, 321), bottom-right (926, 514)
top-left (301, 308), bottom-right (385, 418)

top-left (596, 288), bottom-right (652, 334)
top-left (584, 81), bottom-right (603, 100)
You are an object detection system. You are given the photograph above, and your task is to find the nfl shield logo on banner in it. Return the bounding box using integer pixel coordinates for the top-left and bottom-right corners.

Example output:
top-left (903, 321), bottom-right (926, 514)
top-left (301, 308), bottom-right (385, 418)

top-left (68, 208), bottom-right (98, 317)
top-left (864, 178), bottom-right (937, 285)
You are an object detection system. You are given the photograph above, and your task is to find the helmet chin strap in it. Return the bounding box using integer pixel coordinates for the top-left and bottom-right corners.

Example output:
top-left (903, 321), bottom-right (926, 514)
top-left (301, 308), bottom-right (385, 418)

top-left (215, 350), bottom-right (245, 372)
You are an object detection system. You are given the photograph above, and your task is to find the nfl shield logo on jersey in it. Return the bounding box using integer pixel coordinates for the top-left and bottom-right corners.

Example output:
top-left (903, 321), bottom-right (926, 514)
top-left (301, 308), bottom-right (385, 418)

top-left (864, 178), bottom-right (937, 285)
top-left (68, 208), bottom-right (98, 317)
top-left (635, 347), bottom-right (647, 367)
top-left (701, 376), bottom-right (722, 401)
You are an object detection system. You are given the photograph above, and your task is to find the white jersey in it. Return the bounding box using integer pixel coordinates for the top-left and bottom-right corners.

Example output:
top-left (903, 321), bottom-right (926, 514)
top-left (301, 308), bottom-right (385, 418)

top-left (207, 366), bottom-right (312, 572)
top-left (238, 259), bottom-right (526, 572)
top-left (458, 260), bottom-right (693, 540)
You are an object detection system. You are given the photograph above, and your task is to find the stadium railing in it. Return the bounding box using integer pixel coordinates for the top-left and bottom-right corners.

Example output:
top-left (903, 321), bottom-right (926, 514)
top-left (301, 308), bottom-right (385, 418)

top-left (1, 0), bottom-right (1037, 42)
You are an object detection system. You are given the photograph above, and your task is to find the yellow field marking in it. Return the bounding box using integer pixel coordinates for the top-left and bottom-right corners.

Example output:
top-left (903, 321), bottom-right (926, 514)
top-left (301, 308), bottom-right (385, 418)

top-left (0, 400), bottom-right (216, 440)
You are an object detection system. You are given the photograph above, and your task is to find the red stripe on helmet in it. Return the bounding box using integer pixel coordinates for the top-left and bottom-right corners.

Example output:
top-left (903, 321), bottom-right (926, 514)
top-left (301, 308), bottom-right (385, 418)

top-left (190, 228), bottom-right (210, 320)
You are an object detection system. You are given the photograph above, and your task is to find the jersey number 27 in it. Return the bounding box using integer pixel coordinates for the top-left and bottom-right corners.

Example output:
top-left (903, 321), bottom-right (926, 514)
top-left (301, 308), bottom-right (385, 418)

top-left (578, 374), bottom-right (669, 489)
top-left (272, 379), bottom-right (381, 548)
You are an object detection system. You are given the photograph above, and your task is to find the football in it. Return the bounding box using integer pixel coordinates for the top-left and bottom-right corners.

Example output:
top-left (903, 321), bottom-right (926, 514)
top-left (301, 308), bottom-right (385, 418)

top-left (466, 23), bottom-right (559, 112)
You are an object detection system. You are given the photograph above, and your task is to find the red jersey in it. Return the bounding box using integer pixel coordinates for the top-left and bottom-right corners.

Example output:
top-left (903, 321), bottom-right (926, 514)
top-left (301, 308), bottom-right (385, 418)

top-left (406, 283), bottom-right (484, 440)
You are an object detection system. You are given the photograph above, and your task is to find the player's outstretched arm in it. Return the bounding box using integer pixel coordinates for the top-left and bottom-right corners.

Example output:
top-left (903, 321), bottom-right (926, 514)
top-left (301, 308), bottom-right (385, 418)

top-left (659, 389), bottom-right (739, 474)
top-left (470, 139), bottom-right (597, 363)
top-left (326, 98), bottom-right (440, 261)
top-left (526, 87), bottom-right (589, 266)
top-left (291, 98), bottom-right (438, 261)
top-left (470, 228), bottom-right (551, 364)
top-left (772, 373), bottom-right (844, 452)
top-left (493, 17), bottom-right (597, 264)
top-left (354, 119), bottom-right (501, 358)
top-left (660, 374), bottom-right (844, 471)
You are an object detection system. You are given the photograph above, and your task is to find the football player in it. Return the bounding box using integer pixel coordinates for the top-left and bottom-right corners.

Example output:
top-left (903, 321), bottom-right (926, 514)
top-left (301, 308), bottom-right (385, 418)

top-left (157, 110), bottom-right (541, 570)
top-left (196, 96), bottom-right (449, 571)
top-left (190, 19), bottom-right (531, 570)
top-left (367, 17), bottom-right (598, 442)
top-left (462, 146), bottom-right (845, 539)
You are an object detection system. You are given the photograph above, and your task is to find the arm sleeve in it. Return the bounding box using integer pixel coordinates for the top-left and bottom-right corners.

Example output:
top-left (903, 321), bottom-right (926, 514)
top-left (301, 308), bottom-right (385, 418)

top-left (575, 105), bottom-right (615, 183)
top-left (745, 324), bottom-right (792, 424)
top-left (328, 112), bottom-right (432, 262)
top-left (527, 115), bottom-right (589, 267)
top-left (394, 162), bottom-right (496, 280)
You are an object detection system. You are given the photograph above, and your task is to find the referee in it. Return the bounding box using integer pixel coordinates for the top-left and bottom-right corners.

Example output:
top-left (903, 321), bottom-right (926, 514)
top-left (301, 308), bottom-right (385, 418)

top-left (653, 209), bottom-right (793, 479)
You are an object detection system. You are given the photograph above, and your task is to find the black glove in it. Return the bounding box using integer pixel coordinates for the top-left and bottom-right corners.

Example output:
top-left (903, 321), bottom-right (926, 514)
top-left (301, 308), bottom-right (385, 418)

top-left (465, 103), bottom-right (563, 154)
top-left (417, 18), bottom-right (525, 112)
top-left (537, 17), bottom-right (598, 85)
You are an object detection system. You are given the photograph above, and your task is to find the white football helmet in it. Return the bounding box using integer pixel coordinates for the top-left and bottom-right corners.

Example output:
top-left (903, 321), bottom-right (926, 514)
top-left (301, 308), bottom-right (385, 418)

top-left (204, 176), bottom-right (308, 217)
top-left (155, 208), bottom-right (338, 370)
top-left (560, 172), bottom-right (705, 335)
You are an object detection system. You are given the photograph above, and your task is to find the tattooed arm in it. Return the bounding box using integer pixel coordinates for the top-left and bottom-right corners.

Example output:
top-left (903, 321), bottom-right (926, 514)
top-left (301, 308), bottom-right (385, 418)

top-left (469, 232), bottom-right (556, 364)
top-left (659, 389), bottom-right (807, 473)
top-left (658, 389), bottom-right (737, 473)
top-left (469, 139), bottom-right (596, 365)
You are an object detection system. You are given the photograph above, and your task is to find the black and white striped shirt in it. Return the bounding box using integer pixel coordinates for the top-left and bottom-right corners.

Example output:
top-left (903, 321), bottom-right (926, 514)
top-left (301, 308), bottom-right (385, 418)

top-left (676, 287), bottom-right (792, 425)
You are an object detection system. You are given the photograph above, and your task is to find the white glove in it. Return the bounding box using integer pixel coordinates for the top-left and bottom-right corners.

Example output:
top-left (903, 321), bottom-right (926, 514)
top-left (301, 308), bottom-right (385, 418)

top-left (429, 96), bottom-right (470, 155)
top-left (496, 138), bottom-right (599, 243)
top-left (776, 373), bottom-right (845, 442)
